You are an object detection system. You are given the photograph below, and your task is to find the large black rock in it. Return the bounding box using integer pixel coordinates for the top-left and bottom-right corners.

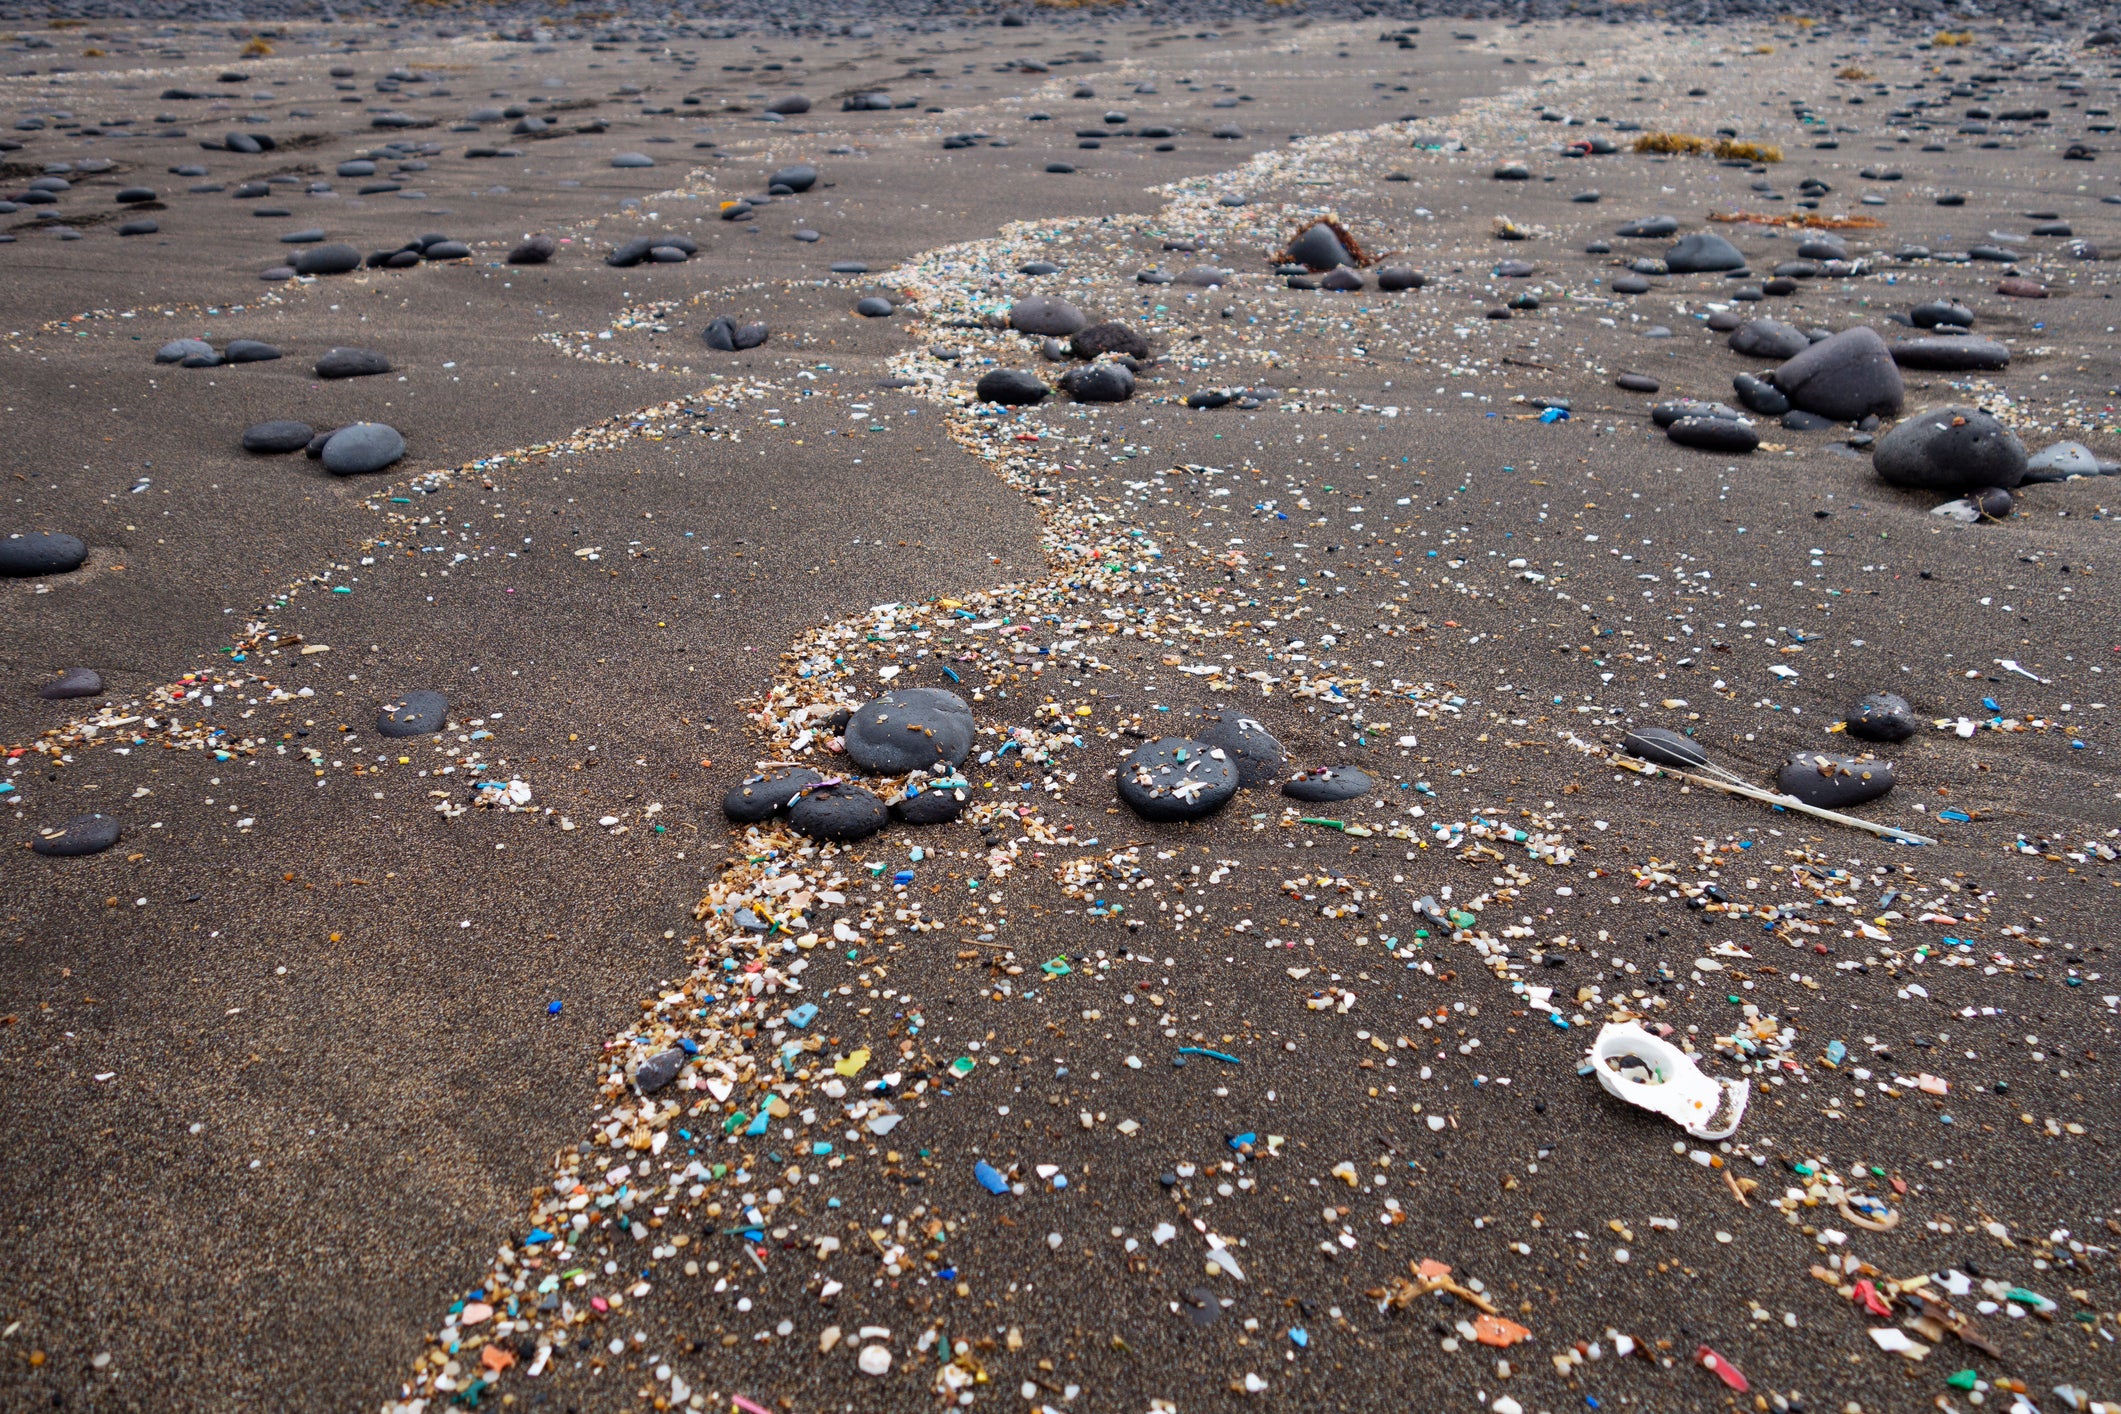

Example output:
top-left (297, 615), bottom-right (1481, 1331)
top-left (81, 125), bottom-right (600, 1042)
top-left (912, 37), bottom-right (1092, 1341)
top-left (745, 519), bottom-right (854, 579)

top-left (844, 689), bottom-right (975, 774)
top-left (1872, 406), bottom-right (2026, 493)
top-left (1117, 737), bottom-right (1238, 821)
top-left (1771, 327), bottom-right (1904, 422)
top-left (723, 767), bottom-right (824, 823)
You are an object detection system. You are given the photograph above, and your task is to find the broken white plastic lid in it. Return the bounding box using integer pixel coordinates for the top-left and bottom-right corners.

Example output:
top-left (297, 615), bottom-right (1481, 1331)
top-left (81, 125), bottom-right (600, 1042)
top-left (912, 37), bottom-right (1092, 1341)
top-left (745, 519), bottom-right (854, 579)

top-left (1589, 1022), bottom-right (1749, 1140)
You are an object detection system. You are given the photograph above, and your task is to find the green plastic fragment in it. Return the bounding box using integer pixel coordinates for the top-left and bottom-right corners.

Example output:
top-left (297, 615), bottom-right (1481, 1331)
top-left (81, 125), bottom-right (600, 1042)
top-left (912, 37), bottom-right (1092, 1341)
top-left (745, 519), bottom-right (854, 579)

top-left (950, 1056), bottom-right (977, 1078)
top-left (1945, 1369), bottom-right (1977, 1391)
top-left (1040, 956), bottom-right (1073, 977)
top-left (1298, 817), bottom-right (1346, 831)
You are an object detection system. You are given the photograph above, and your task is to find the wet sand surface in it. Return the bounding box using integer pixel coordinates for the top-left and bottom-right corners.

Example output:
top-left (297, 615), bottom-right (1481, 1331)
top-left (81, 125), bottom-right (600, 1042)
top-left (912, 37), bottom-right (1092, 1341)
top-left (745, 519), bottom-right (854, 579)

top-left (3, 11), bottom-right (2119, 1414)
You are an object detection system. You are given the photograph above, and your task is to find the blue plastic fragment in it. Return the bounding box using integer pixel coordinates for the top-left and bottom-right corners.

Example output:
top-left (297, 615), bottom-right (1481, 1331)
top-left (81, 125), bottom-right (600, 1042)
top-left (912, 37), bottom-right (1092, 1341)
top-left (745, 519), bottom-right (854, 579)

top-left (974, 1161), bottom-right (1010, 1195)
top-left (1227, 1131), bottom-right (1258, 1151)
top-left (525, 1228), bottom-right (555, 1246)
top-left (546, 1000), bottom-right (562, 1015)
top-left (787, 1002), bottom-right (820, 1029)
top-left (678, 1037), bottom-right (700, 1055)
top-left (1289, 1327), bottom-right (1309, 1349)
top-left (745, 1110), bottom-right (772, 1136)
top-left (1825, 1039), bottom-right (1847, 1065)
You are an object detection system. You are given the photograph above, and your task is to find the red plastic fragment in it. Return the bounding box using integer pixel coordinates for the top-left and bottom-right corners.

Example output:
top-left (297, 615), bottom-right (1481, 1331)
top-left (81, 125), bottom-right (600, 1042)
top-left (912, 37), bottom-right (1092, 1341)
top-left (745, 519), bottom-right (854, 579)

top-left (1697, 1344), bottom-right (1749, 1392)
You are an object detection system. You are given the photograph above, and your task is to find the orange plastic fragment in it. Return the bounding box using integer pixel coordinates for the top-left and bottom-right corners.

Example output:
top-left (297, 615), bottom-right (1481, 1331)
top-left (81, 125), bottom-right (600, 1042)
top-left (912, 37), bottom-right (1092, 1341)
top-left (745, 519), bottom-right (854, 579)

top-left (1416, 1258), bottom-right (1453, 1280)
top-left (480, 1343), bottom-right (517, 1373)
top-left (1698, 1345), bottom-right (1749, 1392)
top-left (1474, 1315), bottom-right (1532, 1348)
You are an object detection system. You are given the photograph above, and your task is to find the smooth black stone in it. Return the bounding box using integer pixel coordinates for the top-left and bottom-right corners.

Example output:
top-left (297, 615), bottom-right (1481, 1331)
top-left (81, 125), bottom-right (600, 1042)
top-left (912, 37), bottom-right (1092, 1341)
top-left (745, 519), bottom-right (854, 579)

top-left (1771, 327), bottom-right (1903, 422)
top-left (1911, 300), bottom-right (1974, 328)
top-left (1019, 260), bottom-right (1062, 276)
top-left (769, 163), bottom-right (818, 192)
top-left (2024, 442), bottom-right (2118, 481)
top-left (115, 186), bottom-right (156, 204)
top-left (0, 532), bottom-right (87, 577)
top-left (844, 688), bottom-right (975, 774)
top-left (32, 813), bottom-right (121, 858)
top-left (156, 338), bottom-right (213, 364)
top-left (1611, 275), bottom-right (1651, 295)
top-left (1728, 317), bottom-right (1809, 360)
top-left (891, 779), bottom-right (969, 824)
top-left (976, 369), bottom-right (1048, 405)
top-left (1667, 417), bottom-right (1760, 453)
top-left (293, 243), bottom-right (362, 276)
top-left (241, 420), bottom-right (314, 454)
top-left (633, 1048), bottom-right (687, 1094)
top-left (1651, 400), bottom-right (1742, 428)
top-left (1873, 405), bottom-right (2026, 493)
top-left (1847, 692), bottom-right (1920, 743)
top-left (1615, 372), bottom-right (1660, 393)
top-left (1320, 267), bottom-right (1365, 291)
top-left (1890, 337), bottom-right (2010, 372)
top-left (701, 318), bottom-right (769, 352)
top-left (423, 240), bottom-right (472, 260)
top-left (1285, 221), bottom-right (1354, 271)
top-left (1191, 712), bottom-right (1286, 786)
top-left (279, 228), bottom-right (327, 244)
top-left (377, 689), bottom-right (449, 737)
top-left (1185, 390), bottom-right (1233, 408)
top-left (315, 347), bottom-right (391, 379)
top-left (320, 423), bottom-right (407, 476)
top-left (1061, 363), bottom-right (1134, 402)
top-left (1777, 752), bottom-right (1894, 808)
top-left (507, 234), bottom-right (556, 264)
top-left (1117, 737), bottom-right (1238, 821)
top-left (765, 96), bottom-right (812, 116)
top-left (787, 783), bottom-right (888, 842)
top-left (223, 340), bottom-right (282, 363)
top-left (1072, 321), bottom-right (1150, 360)
top-left (117, 220), bottom-right (160, 236)
top-left (1733, 372), bottom-right (1791, 417)
top-left (1282, 765), bottom-right (1373, 803)
top-left (1795, 238), bottom-right (1850, 261)
top-left (1376, 265), bottom-right (1425, 291)
top-left (1616, 215), bottom-right (1679, 237)
top-left (1622, 726), bottom-right (1708, 771)
top-left (855, 296), bottom-right (895, 317)
top-left (37, 668), bottom-right (102, 700)
top-left (1663, 231), bottom-right (1746, 272)
top-left (1010, 295), bottom-right (1086, 337)
top-left (723, 767), bottom-right (825, 823)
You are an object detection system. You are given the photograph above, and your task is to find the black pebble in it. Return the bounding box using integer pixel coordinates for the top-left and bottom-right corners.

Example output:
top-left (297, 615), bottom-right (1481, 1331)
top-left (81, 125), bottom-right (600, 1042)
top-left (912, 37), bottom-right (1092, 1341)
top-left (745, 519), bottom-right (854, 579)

top-left (0, 532), bottom-right (87, 577)
top-left (33, 813), bottom-right (121, 857)
top-left (315, 347), bottom-right (391, 379)
top-left (977, 369), bottom-right (1048, 406)
top-left (37, 668), bottom-right (102, 700)
top-left (1847, 692), bottom-right (1920, 742)
top-left (242, 420), bottom-right (314, 454)
top-left (377, 690), bottom-right (449, 738)
top-left (891, 779), bottom-right (969, 824)
top-left (1192, 712), bottom-right (1286, 786)
top-left (844, 689), bottom-right (975, 774)
top-left (1116, 737), bottom-right (1238, 821)
top-left (788, 783), bottom-right (889, 842)
top-left (634, 1048), bottom-right (687, 1094)
top-left (1282, 766), bottom-right (1373, 803)
top-left (1777, 752), bottom-right (1894, 808)
top-left (722, 767), bottom-right (824, 823)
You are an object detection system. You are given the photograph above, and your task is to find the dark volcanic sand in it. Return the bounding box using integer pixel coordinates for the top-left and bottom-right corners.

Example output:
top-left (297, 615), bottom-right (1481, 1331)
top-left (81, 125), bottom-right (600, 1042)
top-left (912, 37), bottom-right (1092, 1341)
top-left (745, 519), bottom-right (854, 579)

top-left (3, 10), bottom-right (2120, 1414)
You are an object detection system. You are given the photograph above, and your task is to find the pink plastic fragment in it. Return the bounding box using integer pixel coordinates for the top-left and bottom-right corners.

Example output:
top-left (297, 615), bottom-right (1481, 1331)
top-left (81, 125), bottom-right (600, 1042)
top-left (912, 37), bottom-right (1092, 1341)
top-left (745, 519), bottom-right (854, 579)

top-left (1698, 1345), bottom-right (1749, 1392)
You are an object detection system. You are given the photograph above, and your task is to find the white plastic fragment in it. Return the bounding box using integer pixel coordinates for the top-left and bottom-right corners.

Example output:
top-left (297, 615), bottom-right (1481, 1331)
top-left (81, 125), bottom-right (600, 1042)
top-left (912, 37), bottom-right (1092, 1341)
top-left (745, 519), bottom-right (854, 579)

top-left (1588, 1022), bottom-right (1749, 1140)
